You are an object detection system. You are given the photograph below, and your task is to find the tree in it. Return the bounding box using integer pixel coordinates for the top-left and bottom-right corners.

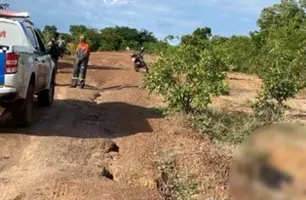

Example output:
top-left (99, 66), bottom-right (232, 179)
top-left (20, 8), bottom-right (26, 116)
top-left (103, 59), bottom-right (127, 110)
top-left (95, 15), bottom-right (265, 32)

top-left (257, 0), bottom-right (306, 30)
top-left (192, 27), bottom-right (212, 40)
top-left (42, 25), bottom-right (58, 42)
top-left (137, 29), bottom-right (157, 45)
top-left (142, 39), bottom-right (228, 113)
top-left (39, 24), bottom-right (168, 54)
top-left (0, 2), bottom-right (9, 10)
top-left (254, 0), bottom-right (306, 104)
top-left (69, 25), bottom-right (88, 37)
top-left (180, 27), bottom-right (212, 52)
top-left (43, 25), bottom-right (57, 34)
top-left (99, 27), bottom-right (121, 51)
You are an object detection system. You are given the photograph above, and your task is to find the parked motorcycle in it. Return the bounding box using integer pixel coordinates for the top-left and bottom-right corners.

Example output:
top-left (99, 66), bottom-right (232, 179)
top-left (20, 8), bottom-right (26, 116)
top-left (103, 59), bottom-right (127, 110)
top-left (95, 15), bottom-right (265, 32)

top-left (130, 47), bottom-right (149, 73)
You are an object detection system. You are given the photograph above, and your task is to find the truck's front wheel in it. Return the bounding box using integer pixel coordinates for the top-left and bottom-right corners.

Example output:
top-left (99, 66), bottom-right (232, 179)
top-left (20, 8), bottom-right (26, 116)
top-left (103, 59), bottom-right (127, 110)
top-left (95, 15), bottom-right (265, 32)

top-left (12, 83), bottom-right (34, 127)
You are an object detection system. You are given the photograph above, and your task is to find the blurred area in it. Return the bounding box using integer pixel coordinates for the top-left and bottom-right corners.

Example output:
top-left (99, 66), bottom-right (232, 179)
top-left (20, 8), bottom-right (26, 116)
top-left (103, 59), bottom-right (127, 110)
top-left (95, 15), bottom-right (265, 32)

top-left (230, 123), bottom-right (306, 200)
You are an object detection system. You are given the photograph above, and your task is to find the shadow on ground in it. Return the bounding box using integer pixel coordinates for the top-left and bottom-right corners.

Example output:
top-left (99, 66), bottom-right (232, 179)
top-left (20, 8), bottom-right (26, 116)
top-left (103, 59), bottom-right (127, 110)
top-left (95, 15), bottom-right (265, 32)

top-left (292, 114), bottom-right (306, 119)
top-left (89, 65), bottom-right (125, 70)
top-left (0, 100), bottom-right (164, 139)
top-left (102, 85), bottom-right (139, 91)
top-left (58, 84), bottom-right (139, 92)
top-left (54, 84), bottom-right (139, 92)
top-left (55, 84), bottom-right (104, 91)
top-left (228, 77), bottom-right (249, 81)
top-left (58, 61), bottom-right (125, 71)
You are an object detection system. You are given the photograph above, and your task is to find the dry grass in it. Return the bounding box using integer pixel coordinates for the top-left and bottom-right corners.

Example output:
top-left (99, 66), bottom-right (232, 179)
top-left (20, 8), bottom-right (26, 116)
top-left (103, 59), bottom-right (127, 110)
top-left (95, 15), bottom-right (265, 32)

top-left (155, 150), bottom-right (198, 200)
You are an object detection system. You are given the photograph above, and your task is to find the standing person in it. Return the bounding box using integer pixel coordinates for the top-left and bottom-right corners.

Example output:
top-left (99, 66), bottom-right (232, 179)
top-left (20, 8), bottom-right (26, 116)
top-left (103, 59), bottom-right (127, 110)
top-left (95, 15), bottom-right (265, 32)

top-left (57, 35), bottom-right (66, 57)
top-left (70, 35), bottom-right (90, 89)
top-left (47, 32), bottom-right (62, 83)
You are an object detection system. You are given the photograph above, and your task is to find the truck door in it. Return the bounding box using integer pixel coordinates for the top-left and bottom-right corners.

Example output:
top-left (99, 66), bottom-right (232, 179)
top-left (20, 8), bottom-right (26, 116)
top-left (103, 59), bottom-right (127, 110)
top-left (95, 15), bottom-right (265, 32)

top-left (22, 24), bottom-right (46, 92)
top-left (33, 28), bottom-right (51, 89)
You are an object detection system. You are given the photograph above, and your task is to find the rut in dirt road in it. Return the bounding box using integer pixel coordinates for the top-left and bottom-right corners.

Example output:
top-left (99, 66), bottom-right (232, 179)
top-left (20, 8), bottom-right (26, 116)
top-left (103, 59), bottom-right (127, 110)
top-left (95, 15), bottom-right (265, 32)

top-left (0, 52), bottom-right (164, 200)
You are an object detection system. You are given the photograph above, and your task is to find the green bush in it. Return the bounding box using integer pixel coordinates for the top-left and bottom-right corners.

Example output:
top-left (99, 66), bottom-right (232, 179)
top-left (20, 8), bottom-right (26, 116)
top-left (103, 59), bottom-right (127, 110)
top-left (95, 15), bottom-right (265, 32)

top-left (212, 35), bottom-right (257, 74)
top-left (142, 41), bottom-right (171, 55)
top-left (257, 31), bottom-right (306, 104)
top-left (251, 92), bottom-right (284, 122)
top-left (142, 43), bottom-right (229, 114)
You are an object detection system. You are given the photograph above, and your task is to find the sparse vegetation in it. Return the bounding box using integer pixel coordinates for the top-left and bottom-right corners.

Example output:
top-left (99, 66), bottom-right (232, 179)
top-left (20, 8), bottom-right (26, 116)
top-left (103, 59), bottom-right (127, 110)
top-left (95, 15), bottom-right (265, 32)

top-left (156, 151), bottom-right (198, 200)
top-left (142, 0), bottom-right (306, 145)
top-left (191, 109), bottom-right (262, 144)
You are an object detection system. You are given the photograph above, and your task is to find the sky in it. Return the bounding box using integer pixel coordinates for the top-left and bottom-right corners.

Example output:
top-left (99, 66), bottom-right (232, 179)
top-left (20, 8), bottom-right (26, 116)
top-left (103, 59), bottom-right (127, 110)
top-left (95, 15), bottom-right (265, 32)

top-left (7, 0), bottom-right (280, 39)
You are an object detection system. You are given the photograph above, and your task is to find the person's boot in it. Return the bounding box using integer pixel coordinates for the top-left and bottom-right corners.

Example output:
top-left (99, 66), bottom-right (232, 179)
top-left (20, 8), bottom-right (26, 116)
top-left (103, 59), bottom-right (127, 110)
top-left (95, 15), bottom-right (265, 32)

top-left (70, 79), bottom-right (77, 88)
top-left (78, 79), bottom-right (85, 89)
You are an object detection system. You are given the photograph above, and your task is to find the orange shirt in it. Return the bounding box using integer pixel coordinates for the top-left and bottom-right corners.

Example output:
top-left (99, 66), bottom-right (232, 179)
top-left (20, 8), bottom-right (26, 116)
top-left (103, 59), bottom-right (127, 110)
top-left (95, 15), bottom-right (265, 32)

top-left (76, 42), bottom-right (90, 55)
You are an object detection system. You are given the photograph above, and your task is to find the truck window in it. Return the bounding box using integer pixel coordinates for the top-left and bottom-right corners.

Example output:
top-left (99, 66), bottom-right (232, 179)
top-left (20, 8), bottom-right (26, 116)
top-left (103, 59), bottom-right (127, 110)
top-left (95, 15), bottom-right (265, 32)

top-left (23, 25), bottom-right (38, 49)
top-left (0, 21), bottom-right (23, 46)
top-left (33, 29), bottom-right (46, 53)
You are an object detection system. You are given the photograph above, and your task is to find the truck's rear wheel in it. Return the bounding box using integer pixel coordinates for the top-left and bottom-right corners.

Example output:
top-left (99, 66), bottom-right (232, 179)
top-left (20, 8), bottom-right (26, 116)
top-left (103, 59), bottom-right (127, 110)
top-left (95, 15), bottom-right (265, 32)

top-left (12, 83), bottom-right (34, 127)
top-left (38, 71), bottom-right (55, 107)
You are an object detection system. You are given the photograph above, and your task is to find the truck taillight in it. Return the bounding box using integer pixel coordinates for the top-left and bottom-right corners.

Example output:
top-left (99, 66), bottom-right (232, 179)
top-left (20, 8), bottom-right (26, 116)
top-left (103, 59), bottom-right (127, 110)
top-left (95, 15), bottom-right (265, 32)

top-left (5, 52), bottom-right (19, 74)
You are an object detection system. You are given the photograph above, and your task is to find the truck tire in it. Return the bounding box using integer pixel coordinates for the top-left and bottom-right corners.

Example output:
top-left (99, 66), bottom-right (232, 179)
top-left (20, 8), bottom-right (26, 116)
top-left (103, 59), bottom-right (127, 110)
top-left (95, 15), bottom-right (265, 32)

top-left (12, 83), bottom-right (35, 127)
top-left (37, 71), bottom-right (55, 107)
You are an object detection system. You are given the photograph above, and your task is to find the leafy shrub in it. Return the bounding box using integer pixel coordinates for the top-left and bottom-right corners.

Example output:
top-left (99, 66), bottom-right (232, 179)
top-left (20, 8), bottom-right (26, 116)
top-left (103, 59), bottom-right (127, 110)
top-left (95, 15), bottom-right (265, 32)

top-left (142, 43), bottom-right (229, 114)
top-left (251, 92), bottom-right (284, 122)
top-left (142, 41), bottom-right (171, 55)
top-left (212, 35), bottom-right (257, 74)
top-left (257, 34), bottom-right (306, 104)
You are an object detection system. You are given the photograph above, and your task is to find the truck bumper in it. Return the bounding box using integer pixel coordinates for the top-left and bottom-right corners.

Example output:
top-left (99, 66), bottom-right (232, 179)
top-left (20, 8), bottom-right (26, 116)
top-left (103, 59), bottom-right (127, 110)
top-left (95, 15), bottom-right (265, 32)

top-left (0, 87), bottom-right (17, 102)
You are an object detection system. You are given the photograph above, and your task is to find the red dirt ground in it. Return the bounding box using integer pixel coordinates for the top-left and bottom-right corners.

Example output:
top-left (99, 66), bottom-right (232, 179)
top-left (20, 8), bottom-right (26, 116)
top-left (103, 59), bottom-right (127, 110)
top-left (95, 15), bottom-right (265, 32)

top-left (0, 52), bottom-right (306, 200)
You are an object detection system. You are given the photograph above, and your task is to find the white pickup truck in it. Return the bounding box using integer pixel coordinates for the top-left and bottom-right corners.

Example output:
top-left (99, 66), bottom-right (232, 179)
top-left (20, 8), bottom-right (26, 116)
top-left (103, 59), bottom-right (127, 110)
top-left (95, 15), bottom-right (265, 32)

top-left (0, 10), bottom-right (55, 127)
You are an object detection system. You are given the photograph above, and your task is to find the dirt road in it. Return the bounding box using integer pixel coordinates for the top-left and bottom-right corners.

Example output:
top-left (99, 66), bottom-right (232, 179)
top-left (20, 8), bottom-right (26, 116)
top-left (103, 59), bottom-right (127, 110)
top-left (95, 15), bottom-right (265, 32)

top-left (0, 52), bottom-right (231, 200)
top-left (0, 52), bottom-right (166, 200)
top-left (2, 52), bottom-right (306, 200)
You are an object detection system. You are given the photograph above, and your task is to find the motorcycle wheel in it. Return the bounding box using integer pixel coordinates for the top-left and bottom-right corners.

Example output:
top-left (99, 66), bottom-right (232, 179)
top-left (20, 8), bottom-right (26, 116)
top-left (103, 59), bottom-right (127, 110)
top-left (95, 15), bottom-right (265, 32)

top-left (134, 64), bottom-right (139, 72)
top-left (143, 63), bottom-right (149, 73)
